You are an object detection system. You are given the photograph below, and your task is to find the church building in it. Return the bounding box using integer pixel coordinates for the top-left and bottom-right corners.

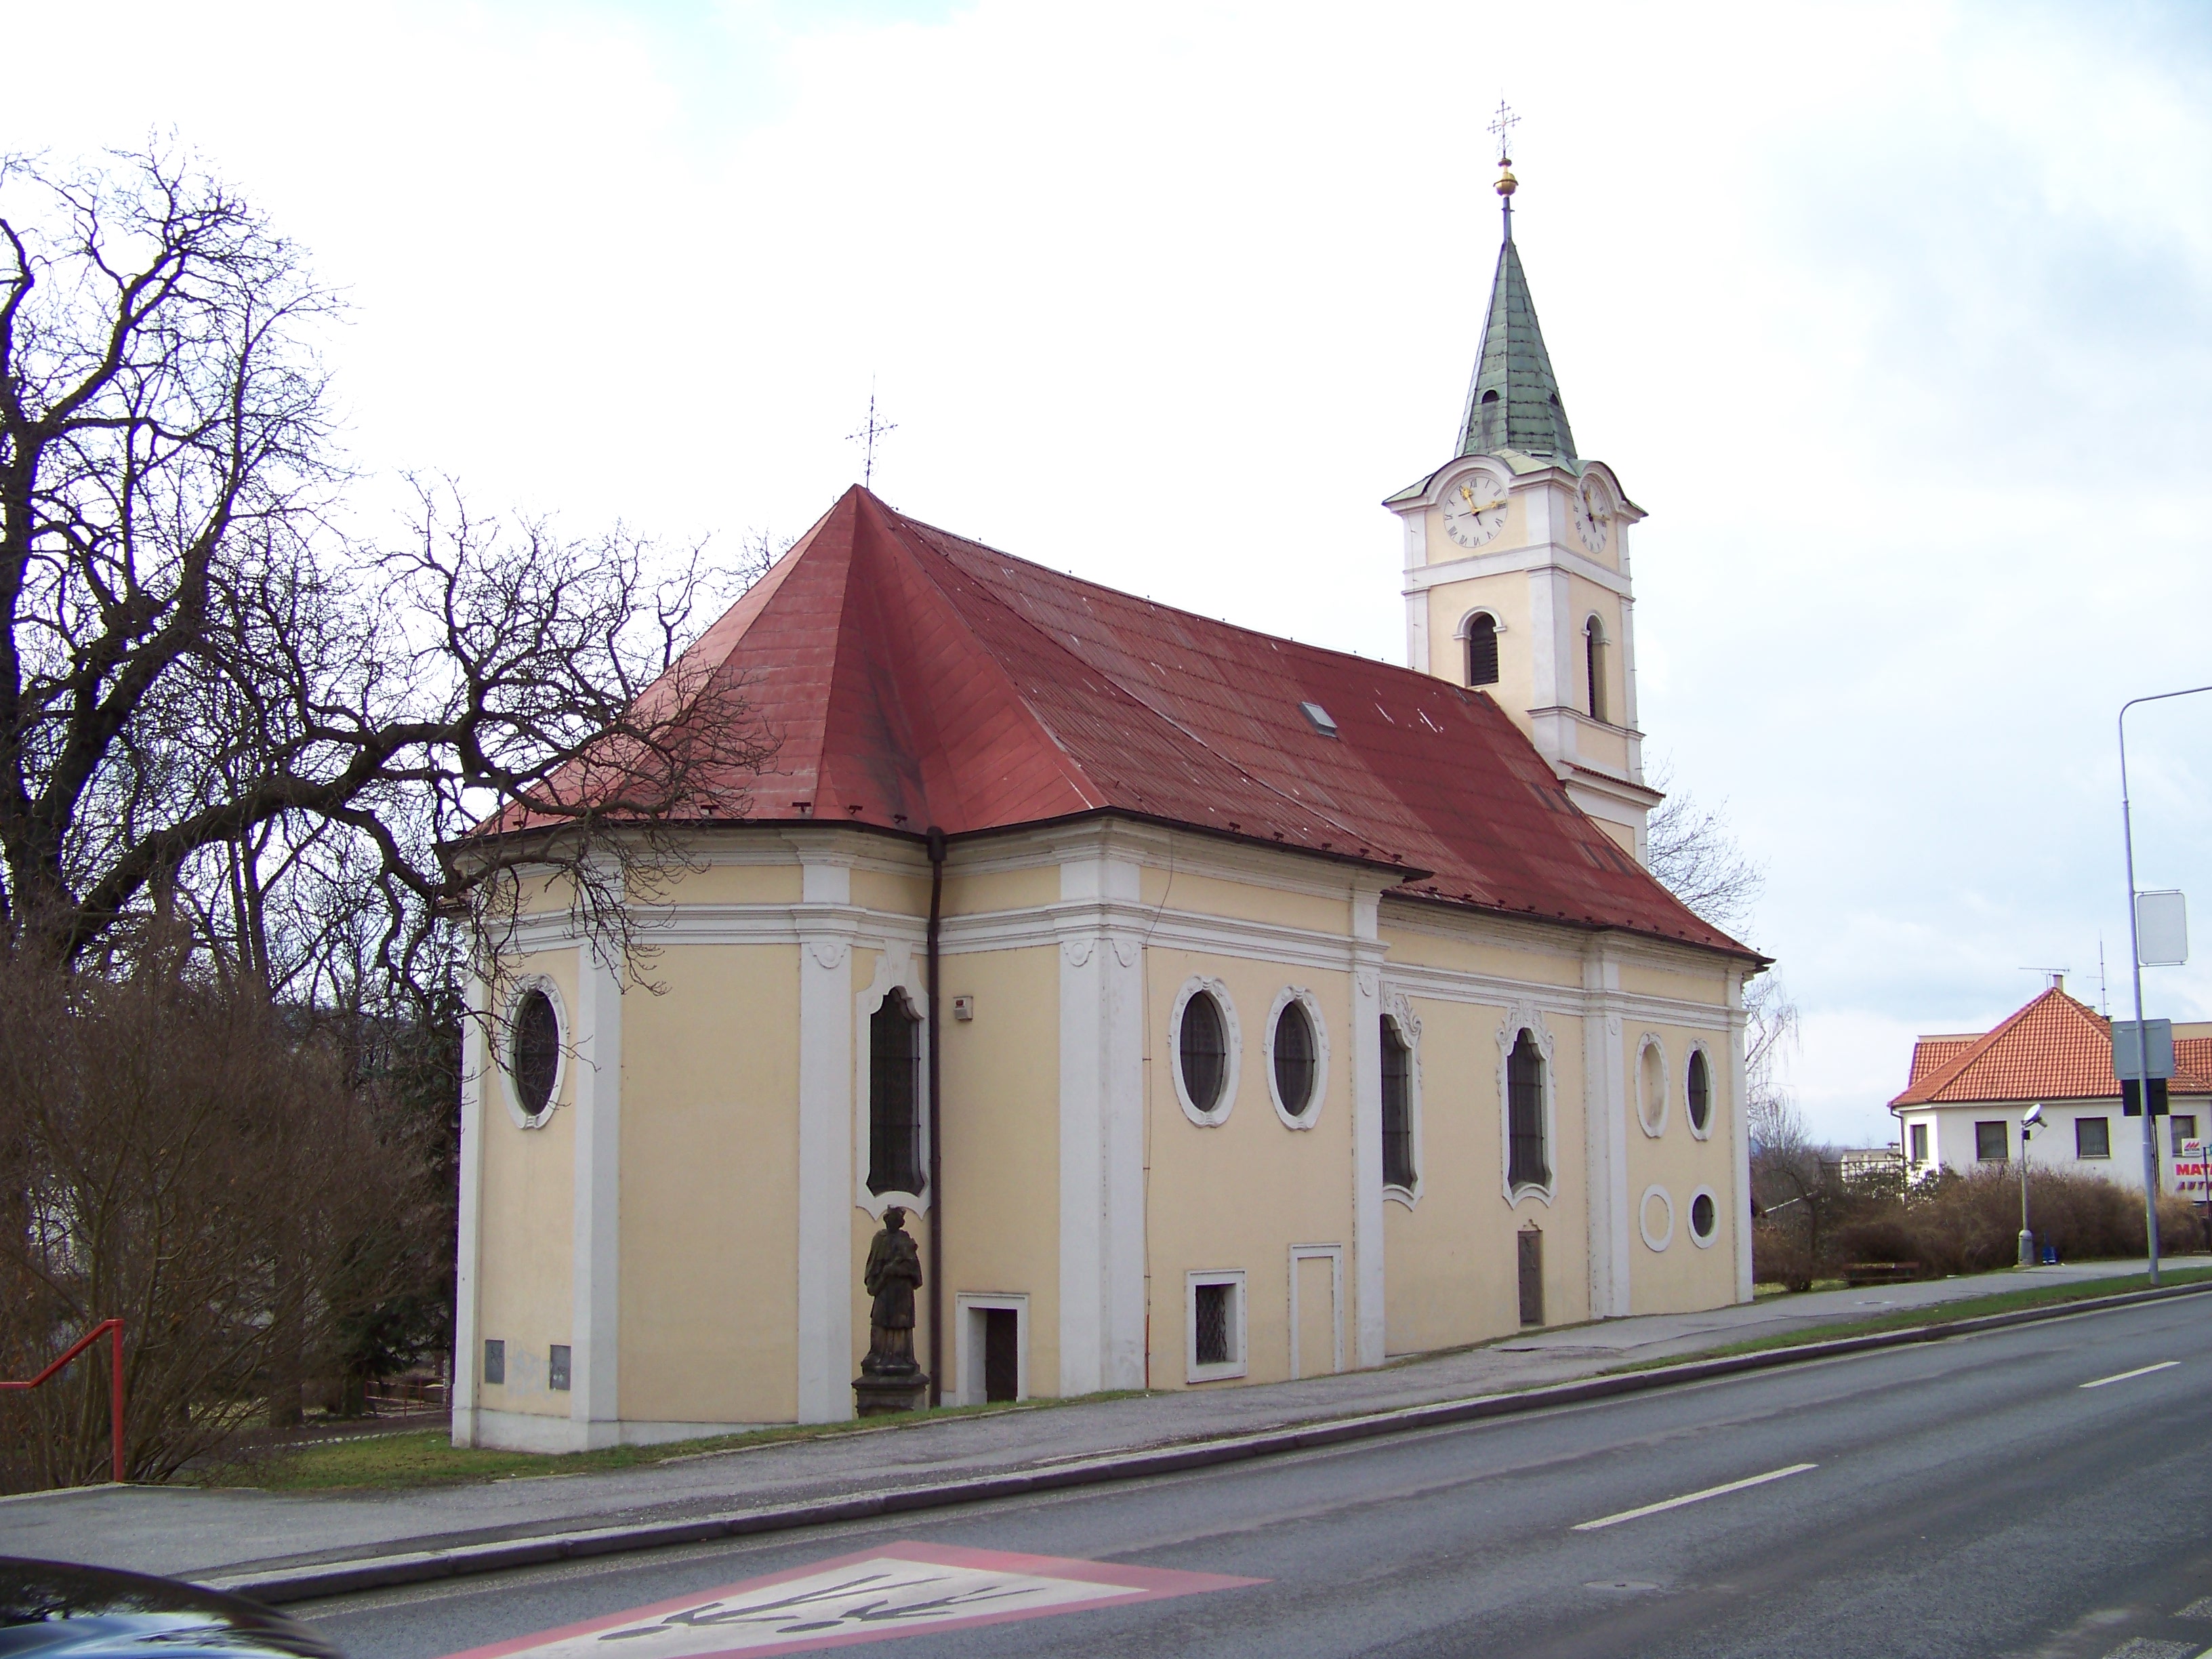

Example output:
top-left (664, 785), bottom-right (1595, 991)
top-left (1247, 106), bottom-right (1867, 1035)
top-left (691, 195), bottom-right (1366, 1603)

top-left (452, 157), bottom-right (1762, 1452)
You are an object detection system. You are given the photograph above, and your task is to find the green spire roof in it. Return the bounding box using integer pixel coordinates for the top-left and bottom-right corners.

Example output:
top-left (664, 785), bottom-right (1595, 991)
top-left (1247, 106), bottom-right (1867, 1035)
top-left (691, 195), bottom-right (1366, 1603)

top-left (1456, 223), bottom-right (1576, 464)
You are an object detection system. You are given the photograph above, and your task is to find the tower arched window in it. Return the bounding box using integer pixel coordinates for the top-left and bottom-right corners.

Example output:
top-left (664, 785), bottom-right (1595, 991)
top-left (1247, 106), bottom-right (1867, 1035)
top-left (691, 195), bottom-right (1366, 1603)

top-left (1584, 616), bottom-right (1607, 724)
top-left (1477, 388), bottom-right (1501, 451)
top-left (1507, 1029), bottom-right (1549, 1191)
top-left (1465, 613), bottom-right (1499, 689)
top-left (867, 989), bottom-right (923, 1195)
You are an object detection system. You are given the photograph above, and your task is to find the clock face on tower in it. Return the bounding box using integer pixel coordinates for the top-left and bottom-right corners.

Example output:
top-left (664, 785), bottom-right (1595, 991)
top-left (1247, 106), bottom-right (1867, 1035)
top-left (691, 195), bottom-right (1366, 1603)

top-left (1441, 472), bottom-right (1508, 549)
top-left (1576, 476), bottom-right (1611, 554)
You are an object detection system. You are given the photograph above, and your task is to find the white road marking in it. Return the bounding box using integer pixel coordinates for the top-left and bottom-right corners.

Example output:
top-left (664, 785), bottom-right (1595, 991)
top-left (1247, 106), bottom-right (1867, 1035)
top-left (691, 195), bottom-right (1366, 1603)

top-left (1572, 1462), bottom-right (1818, 1532)
top-left (2081, 1360), bottom-right (2181, 1390)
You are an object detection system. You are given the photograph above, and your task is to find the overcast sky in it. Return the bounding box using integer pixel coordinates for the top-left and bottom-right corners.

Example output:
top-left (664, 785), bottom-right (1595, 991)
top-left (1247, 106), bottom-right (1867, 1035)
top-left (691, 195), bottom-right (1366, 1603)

top-left (7, 0), bottom-right (2209, 1143)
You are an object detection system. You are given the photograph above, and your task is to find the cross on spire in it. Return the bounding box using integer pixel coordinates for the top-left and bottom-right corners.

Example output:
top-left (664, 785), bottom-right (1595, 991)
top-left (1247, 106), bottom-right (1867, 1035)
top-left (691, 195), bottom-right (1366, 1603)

top-left (1488, 98), bottom-right (1519, 167)
top-left (847, 381), bottom-right (897, 489)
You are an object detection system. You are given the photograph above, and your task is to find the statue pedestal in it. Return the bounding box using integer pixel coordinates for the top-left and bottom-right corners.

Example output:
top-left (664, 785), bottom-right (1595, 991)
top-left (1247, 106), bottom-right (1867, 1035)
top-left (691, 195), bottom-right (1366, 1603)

top-left (852, 1364), bottom-right (930, 1416)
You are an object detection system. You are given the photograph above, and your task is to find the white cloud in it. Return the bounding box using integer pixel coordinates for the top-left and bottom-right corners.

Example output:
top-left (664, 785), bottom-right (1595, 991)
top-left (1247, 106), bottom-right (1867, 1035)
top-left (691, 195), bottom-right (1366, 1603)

top-left (6, 0), bottom-right (2209, 1141)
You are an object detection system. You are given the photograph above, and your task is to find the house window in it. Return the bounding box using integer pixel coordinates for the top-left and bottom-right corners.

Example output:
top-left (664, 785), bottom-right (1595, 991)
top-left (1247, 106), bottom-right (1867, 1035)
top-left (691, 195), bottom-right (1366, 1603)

top-left (548, 1344), bottom-right (571, 1391)
top-left (1584, 617), bottom-right (1607, 723)
top-left (482, 1338), bottom-right (506, 1386)
top-left (1686, 1048), bottom-right (1712, 1134)
top-left (1507, 1029), bottom-right (1550, 1190)
top-left (1975, 1120), bottom-right (2009, 1162)
top-left (1271, 998), bottom-right (1319, 1122)
top-left (2076, 1116), bottom-right (2111, 1160)
top-left (1185, 1271), bottom-right (1247, 1382)
top-left (1382, 1019), bottom-right (1416, 1190)
top-left (1179, 989), bottom-right (1230, 1117)
top-left (510, 987), bottom-right (560, 1120)
top-left (2172, 1114), bottom-right (2198, 1155)
top-left (1909, 1123), bottom-right (1929, 1164)
top-left (1466, 614), bottom-right (1500, 688)
top-left (867, 989), bottom-right (923, 1195)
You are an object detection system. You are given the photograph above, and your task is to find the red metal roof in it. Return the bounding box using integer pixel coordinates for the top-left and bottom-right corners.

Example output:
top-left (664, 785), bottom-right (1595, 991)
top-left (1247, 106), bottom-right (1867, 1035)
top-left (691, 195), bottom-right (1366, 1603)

top-left (1890, 987), bottom-right (2212, 1107)
top-left (514, 487), bottom-right (1751, 958)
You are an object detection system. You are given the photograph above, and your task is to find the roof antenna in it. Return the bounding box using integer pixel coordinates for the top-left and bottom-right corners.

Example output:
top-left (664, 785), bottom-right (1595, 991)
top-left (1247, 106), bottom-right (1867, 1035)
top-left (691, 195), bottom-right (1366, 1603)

top-left (2019, 966), bottom-right (2071, 994)
top-left (847, 376), bottom-right (897, 490)
top-left (2099, 935), bottom-right (2109, 1016)
top-left (1488, 98), bottom-right (1520, 238)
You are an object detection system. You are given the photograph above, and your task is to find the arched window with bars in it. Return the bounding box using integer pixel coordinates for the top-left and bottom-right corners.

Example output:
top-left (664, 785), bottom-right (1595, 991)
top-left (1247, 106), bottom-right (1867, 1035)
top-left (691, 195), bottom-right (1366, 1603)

top-left (1465, 613), bottom-right (1499, 689)
top-left (1507, 1029), bottom-right (1549, 1191)
top-left (867, 989), bottom-right (924, 1195)
top-left (1583, 615), bottom-right (1607, 724)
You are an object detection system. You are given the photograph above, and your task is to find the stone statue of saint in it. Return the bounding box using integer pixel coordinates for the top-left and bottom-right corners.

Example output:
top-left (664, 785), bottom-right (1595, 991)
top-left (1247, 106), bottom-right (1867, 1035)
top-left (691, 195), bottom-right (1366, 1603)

top-left (861, 1206), bottom-right (925, 1381)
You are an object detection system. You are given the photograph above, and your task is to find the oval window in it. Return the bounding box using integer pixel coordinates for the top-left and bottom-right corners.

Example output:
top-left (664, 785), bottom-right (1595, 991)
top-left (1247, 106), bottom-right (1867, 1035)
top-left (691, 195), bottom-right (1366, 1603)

top-left (1687, 1049), bottom-right (1712, 1133)
top-left (1273, 1000), bottom-right (1317, 1119)
top-left (1179, 990), bottom-right (1229, 1115)
top-left (510, 988), bottom-right (560, 1119)
top-left (1690, 1191), bottom-right (1717, 1242)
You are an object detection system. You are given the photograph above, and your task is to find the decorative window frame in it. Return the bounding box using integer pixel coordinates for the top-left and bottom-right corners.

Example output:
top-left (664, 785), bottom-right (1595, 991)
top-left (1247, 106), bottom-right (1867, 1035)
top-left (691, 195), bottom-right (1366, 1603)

top-left (500, 972), bottom-right (569, 1130)
top-left (1263, 985), bottom-right (1330, 1130)
top-left (1495, 1006), bottom-right (1559, 1207)
top-left (1687, 1186), bottom-right (1720, 1249)
top-left (855, 945), bottom-right (932, 1220)
top-left (1458, 608), bottom-right (1506, 689)
top-left (1684, 1038), bottom-right (1717, 1141)
top-left (1381, 988), bottom-right (1424, 1209)
top-left (1639, 1183), bottom-right (1676, 1252)
top-left (1185, 1269), bottom-right (1248, 1384)
top-left (954, 1292), bottom-right (1029, 1406)
top-left (1170, 976), bottom-right (1242, 1128)
top-left (1635, 1033), bottom-right (1670, 1139)
top-left (1456, 607), bottom-right (1507, 640)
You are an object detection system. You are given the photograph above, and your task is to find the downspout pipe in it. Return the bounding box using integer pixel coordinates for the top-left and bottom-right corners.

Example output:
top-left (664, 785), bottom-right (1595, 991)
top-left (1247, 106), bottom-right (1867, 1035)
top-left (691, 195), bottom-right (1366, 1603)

top-left (926, 825), bottom-right (946, 1407)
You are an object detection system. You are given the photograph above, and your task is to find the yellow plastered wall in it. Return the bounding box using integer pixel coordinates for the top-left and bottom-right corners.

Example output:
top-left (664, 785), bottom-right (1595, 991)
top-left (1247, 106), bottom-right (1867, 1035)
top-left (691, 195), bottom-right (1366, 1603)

top-left (1381, 993), bottom-right (1592, 1352)
top-left (938, 944), bottom-right (1061, 1398)
top-left (1137, 869), bottom-right (1347, 937)
top-left (1624, 1024), bottom-right (1739, 1315)
top-left (659, 863), bottom-right (803, 905)
top-left (617, 943), bottom-right (802, 1425)
top-left (1143, 949), bottom-right (1357, 1389)
top-left (476, 945), bottom-right (578, 1418)
top-left (1425, 572), bottom-right (1533, 699)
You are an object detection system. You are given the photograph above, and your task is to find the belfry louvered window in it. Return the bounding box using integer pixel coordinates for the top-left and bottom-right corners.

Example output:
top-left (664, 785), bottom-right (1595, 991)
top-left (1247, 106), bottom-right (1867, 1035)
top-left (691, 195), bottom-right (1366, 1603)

top-left (1466, 614), bottom-right (1499, 688)
top-left (1584, 617), bottom-right (1607, 724)
top-left (1382, 1019), bottom-right (1415, 1189)
top-left (867, 989), bottom-right (923, 1195)
top-left (1507, 1029), bottom-right (1549, 1190)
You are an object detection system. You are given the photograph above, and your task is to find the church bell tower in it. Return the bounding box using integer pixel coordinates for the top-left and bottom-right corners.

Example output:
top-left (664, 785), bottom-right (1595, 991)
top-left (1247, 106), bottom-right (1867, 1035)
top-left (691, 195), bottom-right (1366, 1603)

top-left (1385, 117), bottom-right (1660, 864)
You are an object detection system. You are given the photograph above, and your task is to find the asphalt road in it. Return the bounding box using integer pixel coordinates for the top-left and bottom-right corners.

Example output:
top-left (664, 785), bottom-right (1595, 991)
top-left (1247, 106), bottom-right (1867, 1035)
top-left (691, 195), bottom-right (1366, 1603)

top-left (302, 1295), bottom-right (2212, 1659)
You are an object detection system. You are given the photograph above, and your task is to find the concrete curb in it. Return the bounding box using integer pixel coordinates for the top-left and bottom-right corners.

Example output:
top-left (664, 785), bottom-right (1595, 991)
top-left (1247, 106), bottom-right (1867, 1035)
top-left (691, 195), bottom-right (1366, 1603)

top-left (205, 1275), bottom-right (2212, 1606)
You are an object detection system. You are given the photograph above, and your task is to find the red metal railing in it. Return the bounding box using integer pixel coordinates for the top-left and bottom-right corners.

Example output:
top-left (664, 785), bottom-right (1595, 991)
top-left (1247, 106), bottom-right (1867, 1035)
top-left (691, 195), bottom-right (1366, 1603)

top-left (0, 1318), bottom-right (125, 1483)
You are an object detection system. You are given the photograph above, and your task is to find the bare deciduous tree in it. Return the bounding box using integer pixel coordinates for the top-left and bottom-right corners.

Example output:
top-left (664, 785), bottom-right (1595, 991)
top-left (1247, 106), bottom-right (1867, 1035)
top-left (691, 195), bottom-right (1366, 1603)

top-left (0, 146), bottom-right (773, 981)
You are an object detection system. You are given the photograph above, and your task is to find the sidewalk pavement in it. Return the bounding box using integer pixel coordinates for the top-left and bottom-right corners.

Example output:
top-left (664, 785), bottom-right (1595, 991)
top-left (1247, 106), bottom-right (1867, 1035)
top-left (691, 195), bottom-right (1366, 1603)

top-left (0, 1258), bottom-right (2178, 1587)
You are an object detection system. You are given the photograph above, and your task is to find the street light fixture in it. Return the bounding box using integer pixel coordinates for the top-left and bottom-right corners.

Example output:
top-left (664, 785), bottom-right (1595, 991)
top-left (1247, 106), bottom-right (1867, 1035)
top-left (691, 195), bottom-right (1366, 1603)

top-left (2018, 1102), bottom-right (2043, 1267)
top-left (2118, 683), bottom-right (2212, 1289)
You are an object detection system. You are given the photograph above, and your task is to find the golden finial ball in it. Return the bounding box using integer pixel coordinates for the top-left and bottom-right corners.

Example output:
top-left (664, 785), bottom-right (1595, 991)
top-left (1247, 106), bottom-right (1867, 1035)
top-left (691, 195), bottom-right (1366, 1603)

top-left (1494, 165), bottom-right (1517, 198)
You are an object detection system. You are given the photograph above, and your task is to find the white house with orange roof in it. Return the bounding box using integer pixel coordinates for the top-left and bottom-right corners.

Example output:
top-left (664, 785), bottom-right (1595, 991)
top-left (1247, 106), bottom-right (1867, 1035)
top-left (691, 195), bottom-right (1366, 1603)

top-left (1889, 977), bottom-right (2212, 1189)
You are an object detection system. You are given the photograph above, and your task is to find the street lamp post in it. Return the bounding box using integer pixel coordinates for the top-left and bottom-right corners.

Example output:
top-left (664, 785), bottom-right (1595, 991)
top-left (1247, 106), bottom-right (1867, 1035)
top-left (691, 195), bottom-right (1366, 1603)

top-left (2018, 1103), bottom-right (2043, 1267)
top-left (2118, 683), bottom-right (2212, 1290)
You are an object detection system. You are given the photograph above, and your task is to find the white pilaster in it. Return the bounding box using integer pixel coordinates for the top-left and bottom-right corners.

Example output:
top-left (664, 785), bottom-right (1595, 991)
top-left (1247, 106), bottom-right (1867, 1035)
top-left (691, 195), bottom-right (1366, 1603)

top-left (1582, 949), bottom-right (1631, 1318)
top-left (450, 970), bottom-right (489, 1448)
top-left (1057, 848), bottom-right (1149, 1395)
top-left (1350, 890), bottom-right (1387, 1366)
top-left (796, 855), bottom-right (857, 1422)
top-left (1528, 565), bottom-right (1564, 713)
top-left (1729, 972), bottom-right (1755, 1303)
top-left (569, 944), bottom-right (623, 1446)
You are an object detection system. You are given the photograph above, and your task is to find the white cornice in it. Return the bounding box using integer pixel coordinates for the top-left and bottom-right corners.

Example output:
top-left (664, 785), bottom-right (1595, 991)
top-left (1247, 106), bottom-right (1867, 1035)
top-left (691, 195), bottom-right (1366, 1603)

top-left (1404, 542), bottom-right (1631, 599)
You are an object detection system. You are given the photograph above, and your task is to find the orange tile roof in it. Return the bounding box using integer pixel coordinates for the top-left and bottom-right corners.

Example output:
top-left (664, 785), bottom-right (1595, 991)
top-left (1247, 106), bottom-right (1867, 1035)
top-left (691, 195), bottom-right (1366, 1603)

top-left (1890, 988), bottom-right (2212, 1108)
top-left (1906, 1038), bottom-right (1976, 1088)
